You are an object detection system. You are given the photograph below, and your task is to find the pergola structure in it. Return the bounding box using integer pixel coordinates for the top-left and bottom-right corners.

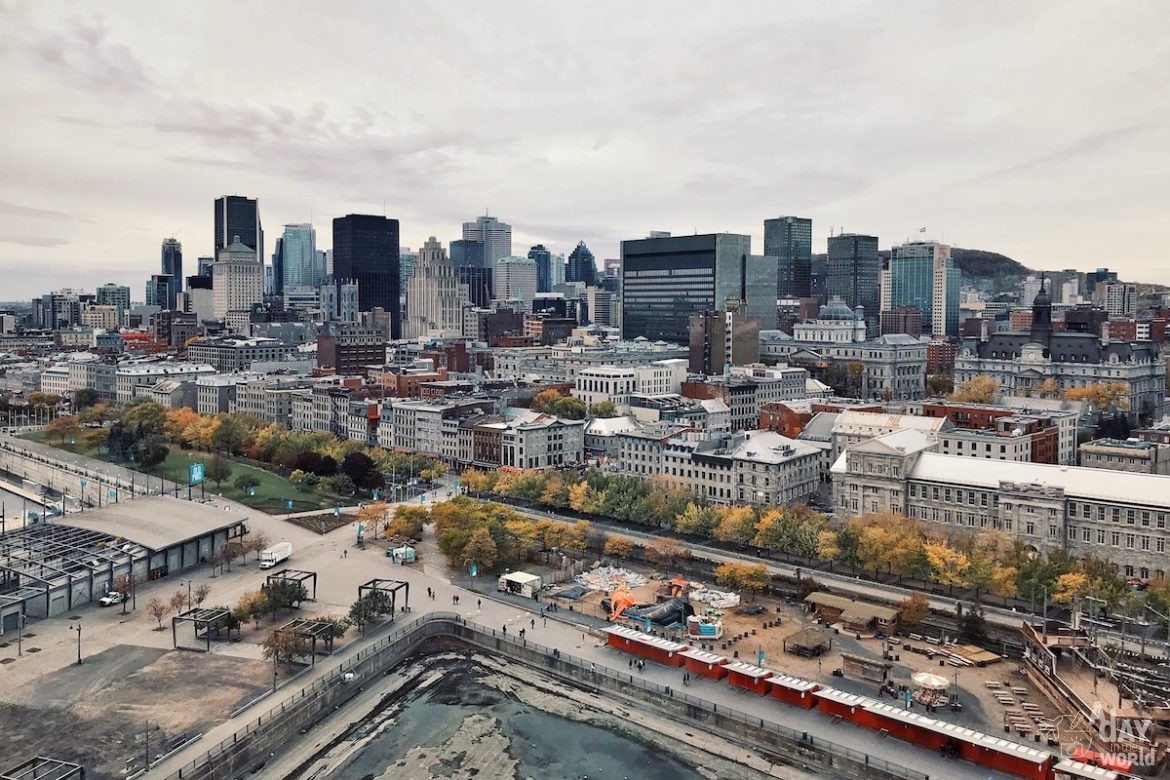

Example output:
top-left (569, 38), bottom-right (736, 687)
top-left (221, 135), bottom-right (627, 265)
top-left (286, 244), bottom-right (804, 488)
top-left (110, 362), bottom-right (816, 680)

top-left (171, 606), bottom-right (238, 652)
top-left (274, 618), bottom-right (338, 665)
top-left (265, 569), bottom-right (317, 601)
top-left (357, 578), bottom-right (409, 616)
top-left (0, 756), bottom-right (84, 780)
top-left (783, 627), bottom-right (833, 658)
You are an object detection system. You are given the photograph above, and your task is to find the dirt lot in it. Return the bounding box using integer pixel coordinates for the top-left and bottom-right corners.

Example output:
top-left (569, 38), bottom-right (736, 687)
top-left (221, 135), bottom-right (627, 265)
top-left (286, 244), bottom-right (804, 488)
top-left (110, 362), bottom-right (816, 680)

top-left (0, 645), bottom-right (273, 779)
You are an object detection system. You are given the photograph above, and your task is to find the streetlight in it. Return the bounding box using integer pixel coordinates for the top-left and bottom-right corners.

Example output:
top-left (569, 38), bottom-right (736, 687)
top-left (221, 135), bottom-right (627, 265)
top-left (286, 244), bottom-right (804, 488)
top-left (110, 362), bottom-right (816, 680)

top-left (16, 612), bottom-right (25, 656)
top-left (68, 622), bottom-right (82, 664)
top-left (187, 580), bottom-right (193, 611)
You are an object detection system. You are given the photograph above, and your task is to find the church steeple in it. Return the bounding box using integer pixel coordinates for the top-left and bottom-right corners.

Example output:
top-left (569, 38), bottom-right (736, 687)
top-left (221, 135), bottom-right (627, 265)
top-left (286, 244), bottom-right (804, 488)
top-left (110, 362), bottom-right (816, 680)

top-left (1029, 274), bottom-right (1053, 345)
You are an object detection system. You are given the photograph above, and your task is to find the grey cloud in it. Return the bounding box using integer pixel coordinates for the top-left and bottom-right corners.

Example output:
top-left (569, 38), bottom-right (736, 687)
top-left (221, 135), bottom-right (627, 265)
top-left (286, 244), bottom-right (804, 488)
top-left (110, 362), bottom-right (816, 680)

top-left (30, 17), bottom-right (150, 94)
top-left (0, 200), bottom-right (73, 221)
top-left (0, 235), bottom-right (69, 247)
top-left (958, 124), bottom-right (1157, 187)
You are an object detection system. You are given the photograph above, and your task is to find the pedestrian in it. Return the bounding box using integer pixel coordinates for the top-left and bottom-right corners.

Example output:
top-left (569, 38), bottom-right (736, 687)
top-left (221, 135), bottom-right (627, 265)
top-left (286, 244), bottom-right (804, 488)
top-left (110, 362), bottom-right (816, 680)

top-left (477, 599), bottom-right (482, 610)
top-left (502, 625), bottom-right (507, 635)
top-left (343, 548), bottom-right (347, 558)
top-left (543, 616), bottom-right (548, 627)
top-left (452, 595), bottom-right (456, 605)
top-left (591, 663), bottom-right (596, 672)
top-left (629, 658), bottom-right (633, 669)
top-left (427, 587), bottom-right (432, 599)
top-left (530, 618), bottom-right (535, 630)
top-left (520, 628), bottom-right (526, 639)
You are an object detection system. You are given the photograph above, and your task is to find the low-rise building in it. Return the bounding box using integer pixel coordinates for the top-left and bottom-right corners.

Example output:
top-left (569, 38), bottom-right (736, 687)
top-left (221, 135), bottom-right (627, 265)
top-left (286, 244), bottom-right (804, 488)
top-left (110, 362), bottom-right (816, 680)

top-left (500, 411), bottom-right (586, 470)
top-left (1079, 438), bottom-right (1170, 475)
top-left (148, 379), bottom-right (196, 409)
top-left (830, 409), bottom-right (953, 461)
top-left (572, 358), bottom-right (688, 408)
top-left (187, 337), bottom-right (298, 373)
top-left (615, 427), bottom-right (820, 505)
top-left (832, 430), bottom-right (1170, 580)
top-left (116, 362), bottom-right (216, 404)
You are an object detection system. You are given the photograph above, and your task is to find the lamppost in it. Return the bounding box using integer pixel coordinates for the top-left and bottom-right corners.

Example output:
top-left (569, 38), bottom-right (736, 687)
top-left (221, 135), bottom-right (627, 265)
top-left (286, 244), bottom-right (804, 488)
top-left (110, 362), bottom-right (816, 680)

top-left (187, 580), bottom-right (193, 611)
top-left (16, 612), bottom-right (24, 656)
top-left (68, 622), bottom-right (82, 664)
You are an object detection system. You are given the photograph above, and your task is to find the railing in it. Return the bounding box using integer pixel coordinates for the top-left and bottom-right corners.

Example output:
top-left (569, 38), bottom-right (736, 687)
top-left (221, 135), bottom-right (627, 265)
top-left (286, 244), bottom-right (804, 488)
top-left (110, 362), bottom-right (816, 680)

top-left (159, 613), bottom-right (927, 780)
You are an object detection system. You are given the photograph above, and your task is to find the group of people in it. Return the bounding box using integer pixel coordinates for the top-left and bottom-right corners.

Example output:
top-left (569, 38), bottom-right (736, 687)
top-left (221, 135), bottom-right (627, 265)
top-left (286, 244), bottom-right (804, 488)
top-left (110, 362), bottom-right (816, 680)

top-left (628, 658), bottom-right (646, 673)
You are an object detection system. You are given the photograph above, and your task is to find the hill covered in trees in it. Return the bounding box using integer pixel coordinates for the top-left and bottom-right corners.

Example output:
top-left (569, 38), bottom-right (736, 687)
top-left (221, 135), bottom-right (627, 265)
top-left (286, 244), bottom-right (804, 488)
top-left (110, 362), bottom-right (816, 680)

top-left (951, 247), bottom-right (1031, 287)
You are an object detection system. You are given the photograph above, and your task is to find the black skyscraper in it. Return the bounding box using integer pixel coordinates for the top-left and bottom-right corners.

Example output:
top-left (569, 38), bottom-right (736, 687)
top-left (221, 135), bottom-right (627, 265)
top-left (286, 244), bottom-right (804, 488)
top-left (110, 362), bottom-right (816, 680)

top-left (450, 239), bottom-right (485, 269)
top-left (528, 244), bottom-right (553, 292)
top-left (764, 216), bottom-right (812, 298)
top-left (826, 233), bottom-right (880, 333)
top-left (566, 241), bottom-right (597, 286)
top-left (161, 237), bottom-right (183, 303)
top-left (332, 214), bottom-right (401, 337)
top-left (271, 238), bottom-right (284, 296)
top-left (214, 195), bottom-right (263, 260)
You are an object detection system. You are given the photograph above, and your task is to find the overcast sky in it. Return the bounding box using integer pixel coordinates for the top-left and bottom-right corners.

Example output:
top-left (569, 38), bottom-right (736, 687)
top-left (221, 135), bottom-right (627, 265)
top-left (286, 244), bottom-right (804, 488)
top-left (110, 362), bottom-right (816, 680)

top-left (1, 1), bottom-right (1168, 300)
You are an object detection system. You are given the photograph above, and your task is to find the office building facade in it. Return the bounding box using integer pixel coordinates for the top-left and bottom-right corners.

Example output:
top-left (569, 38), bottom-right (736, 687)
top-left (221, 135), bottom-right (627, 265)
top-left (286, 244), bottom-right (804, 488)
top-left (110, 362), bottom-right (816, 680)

top-left (211, 237), bottom-right (264, 322)
top-left (279, 223), bottom-right (321, 291)
top-left (331, 214), bottom-right (401, 337)
top-left (528, 244), bottom-right (553, 292)
top-left (462, 214), bottom-right (511, 270)
top-left (404, 237), bottom-right (463, 338)
top-left (620, 232), bottom-right (752, 345)
top-left (883, 241), bottom-right (959, 337)
top-left (493, 256), bottom-right (539, 312)
top-left (96, 283), bottom-right (131, 314)
top-left (161, 238), bottom-right (183, 298)
top-left (566, 241), bottom-right (597, 286)
top-left (764, 216), bottom-right (812, 298)
top-left (214, 195), bottom-right (262, 260)
top-left (826, 233), bottom-right (880, 334)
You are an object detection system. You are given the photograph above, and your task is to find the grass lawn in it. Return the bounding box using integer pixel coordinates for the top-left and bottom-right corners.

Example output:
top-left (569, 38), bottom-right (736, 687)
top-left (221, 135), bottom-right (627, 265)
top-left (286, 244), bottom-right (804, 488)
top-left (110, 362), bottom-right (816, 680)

top-left (23, 432), bottom-right (346, 514)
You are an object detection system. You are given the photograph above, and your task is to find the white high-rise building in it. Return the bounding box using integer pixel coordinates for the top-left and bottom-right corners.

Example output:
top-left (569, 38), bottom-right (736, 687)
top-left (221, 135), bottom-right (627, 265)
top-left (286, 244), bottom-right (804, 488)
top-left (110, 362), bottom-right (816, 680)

top-left (212, 236), bottom-right (263, 321)
top-left (462, 214), bottom-right (512, 272)
top-left (494, 256), bottom-right (539, 313)
top-left (404, 237), bottom-right (463, 338)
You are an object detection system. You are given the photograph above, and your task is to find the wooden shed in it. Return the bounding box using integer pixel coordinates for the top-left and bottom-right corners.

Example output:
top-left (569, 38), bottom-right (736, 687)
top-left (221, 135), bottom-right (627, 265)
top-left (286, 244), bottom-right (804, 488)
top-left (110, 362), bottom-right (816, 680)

top-left (604, 625), bottom-right (688, 667)
top-left (724, 660), bottom-right (772, 695)
top-left (679, 648), bottom-right (728, 680)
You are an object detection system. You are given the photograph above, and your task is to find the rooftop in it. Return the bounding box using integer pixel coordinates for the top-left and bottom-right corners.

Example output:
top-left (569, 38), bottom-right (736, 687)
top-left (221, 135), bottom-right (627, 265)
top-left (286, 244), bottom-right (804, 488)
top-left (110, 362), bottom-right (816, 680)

top-left (57, 496), bottom-right (248, 551)
top-left (1080, 437), bottom-right (1161, 451)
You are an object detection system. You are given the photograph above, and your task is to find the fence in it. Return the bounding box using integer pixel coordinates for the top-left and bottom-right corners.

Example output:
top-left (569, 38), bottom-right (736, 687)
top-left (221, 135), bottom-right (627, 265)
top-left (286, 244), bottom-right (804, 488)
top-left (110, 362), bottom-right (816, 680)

top-left (160, 613), bottom-right (927, 780)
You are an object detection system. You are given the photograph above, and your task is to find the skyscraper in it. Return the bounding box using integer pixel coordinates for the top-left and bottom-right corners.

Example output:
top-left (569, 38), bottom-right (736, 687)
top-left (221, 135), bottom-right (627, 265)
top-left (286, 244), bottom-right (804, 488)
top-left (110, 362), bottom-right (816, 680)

top-left (214, 195), bottom-right (263, 260)
top-left (96, 283), bottom-right (131, 314)
top-left (494, 256), bottom-right (539, 313)
top-left (528, 244), bottom-right (553, 292)
top-left (211, 236), bottom-right (263, 321)
top-left (404, 237), bottom-right (463, 338)
top-left (279, 224), bottom-right (320, 290)
top-left (146, 274), bottom-right (175, 309)
top-left (399, 246), bottom-right (418, 292)
top-left (621, 232), bottom-right (752, 344)
top-left (566, 241), bottom-right (597, 286)
top-left (885, 241), bottom-right (959, 337)
top-left (462, 214), bottom-right (511, 271)
top-left (161, 238), bottom-right (183, 297)
top-left (450, 239), bottom-right (485, 269)
top-left (764, 216), bottom-right (812, 298)
top-left (331, 214), bottom-right (401, 337)
top-left (826, 233), bottom-right (880, 334)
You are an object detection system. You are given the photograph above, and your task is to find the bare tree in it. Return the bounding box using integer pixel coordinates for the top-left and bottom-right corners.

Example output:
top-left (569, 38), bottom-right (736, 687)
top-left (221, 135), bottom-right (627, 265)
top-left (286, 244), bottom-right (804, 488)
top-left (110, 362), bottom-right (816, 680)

top-left (193, 582), bottom-right (211, 607)
top-left (248, 532), bottom-right (271, 562)
top-left (146, 597), bottom-right (169, 629)
top-left (170, 589), bottom-right (188, 614)
top-left (112, 574), bottom-right (133, 615)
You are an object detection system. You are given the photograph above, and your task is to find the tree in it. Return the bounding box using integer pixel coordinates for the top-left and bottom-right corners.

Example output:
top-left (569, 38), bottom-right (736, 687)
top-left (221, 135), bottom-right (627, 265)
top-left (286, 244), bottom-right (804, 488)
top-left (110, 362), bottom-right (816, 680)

top-left (674, 502), bottom-right (719, 537)
top-left (111, 574), bottom-right (133, 615)
top-left (948, 375), bottom-right (1000, 404)
top-left (146, 597), bottom-right (169, 629)
top-left (44, 415), bottom-right (82, 446)
top-left (246, 532), bottom-right (272, 561)
top-left (1035, 378), bottom-right (1062, 399)
top-left (386, 505), bottom-right (428, 540)
top-left (714, 505), bottom-right (757, 545)
top-left (644, 538), bottom-right (688, 570)
top-left (72, 388), bottom-right (101, 409)
top-left (131, 437), bottom-right (169, 470)
top-left (957, 604), bottom-right (988, 643)
top-left (923, 539), bottom-right (970, 586)
top-left (170, 588), bottom-right (189, 614)
top-left (163, 408), bottom-right (201, 442)
top-left (603, 535), bottom-right (634, 563)
top-left (264, 579), bottom-right (309, 613)
top-left (340, 452), bottom-right (376, 489)
top-left (204, 456), bottom-right (232, 488)
top-left (211, 415), bottom-right (248, 454)
top-left (262, 629), bottom-right (310, 665)
top-left (234, 473), bottom-right (261, 493)
top-left (899, 592), bottom-right (930, 627)
top-left (234, 590), bottom-right (269, 628)
top-left (120, 397), bottom-right (166, 433)
top-left (462, 527), bottom-right (499, 570)
top-left (926, 374), bottom-right (954, 397)
top-left (845, 360), bottom-right (865, 397)
top-left (358, 501), bottom-right (390, 530)
top-left (714, 562), bottom-right (770, 600)
top-left (1065, 382), bottom-right (1130, 412)
top-left (83, 401), bottom-right (115, 426)
top-left (79, 428), bottom-right (109, 451)
top-left (348, 590), bottom-right (394, 631)
top-left (588, 400), bottom-right (619, 418)
top-left (531, 388), bottom-right (566, 413)
top-left (193, 582), bottom-right (211, 607)
top-left (1052, 572), bottom-right (1092, 604)
top-left (561, 520), bottom-right (593, 552)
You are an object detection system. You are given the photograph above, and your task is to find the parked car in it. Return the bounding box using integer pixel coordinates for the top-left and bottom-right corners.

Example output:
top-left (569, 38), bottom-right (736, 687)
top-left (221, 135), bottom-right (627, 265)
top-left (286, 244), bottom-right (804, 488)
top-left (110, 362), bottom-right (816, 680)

top-left (98, 591), bottom-right (124, 607)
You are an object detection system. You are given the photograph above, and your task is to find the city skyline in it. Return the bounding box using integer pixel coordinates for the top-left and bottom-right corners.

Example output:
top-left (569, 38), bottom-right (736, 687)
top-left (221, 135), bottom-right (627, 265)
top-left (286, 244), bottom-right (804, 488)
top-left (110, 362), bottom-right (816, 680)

top-left (0, 2), bottom-right (1168, 298)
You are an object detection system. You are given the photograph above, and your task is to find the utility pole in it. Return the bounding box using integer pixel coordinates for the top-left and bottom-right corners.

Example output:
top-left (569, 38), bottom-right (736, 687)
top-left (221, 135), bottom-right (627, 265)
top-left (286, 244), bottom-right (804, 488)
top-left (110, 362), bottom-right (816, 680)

top-left (69, 622), bottom-right (82, 664)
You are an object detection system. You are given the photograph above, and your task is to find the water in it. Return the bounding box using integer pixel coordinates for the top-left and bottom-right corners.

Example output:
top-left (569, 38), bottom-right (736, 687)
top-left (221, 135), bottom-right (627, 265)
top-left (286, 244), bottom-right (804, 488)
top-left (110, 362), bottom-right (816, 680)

top-left (309, 659), bottom-right (706, 780)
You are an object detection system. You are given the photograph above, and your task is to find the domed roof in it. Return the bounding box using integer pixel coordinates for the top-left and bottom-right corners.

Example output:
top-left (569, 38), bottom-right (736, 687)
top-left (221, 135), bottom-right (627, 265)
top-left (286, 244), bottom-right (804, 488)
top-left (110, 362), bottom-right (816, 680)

top-left (818, 296), bottom-right (857, 321)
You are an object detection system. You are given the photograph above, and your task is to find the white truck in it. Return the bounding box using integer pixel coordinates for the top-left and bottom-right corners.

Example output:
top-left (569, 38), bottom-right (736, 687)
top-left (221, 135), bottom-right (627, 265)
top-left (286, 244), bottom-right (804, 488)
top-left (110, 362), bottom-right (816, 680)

top-left (258, 541), bottom-right (293, 569)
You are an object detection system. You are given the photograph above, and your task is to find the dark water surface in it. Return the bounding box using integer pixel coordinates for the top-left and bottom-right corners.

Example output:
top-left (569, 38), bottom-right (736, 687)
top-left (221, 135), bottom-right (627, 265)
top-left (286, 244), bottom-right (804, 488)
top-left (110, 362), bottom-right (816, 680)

top-left (326, 660), bottom-right (706, 780)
